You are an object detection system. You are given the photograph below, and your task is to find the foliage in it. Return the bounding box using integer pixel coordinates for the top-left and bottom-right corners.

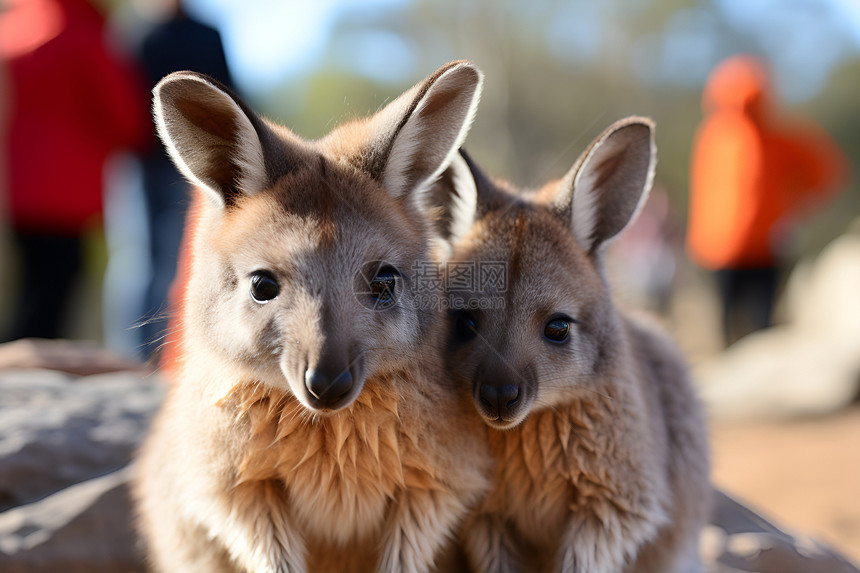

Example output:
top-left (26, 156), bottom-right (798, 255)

top-left (254, 0), bottom-right (860, 255)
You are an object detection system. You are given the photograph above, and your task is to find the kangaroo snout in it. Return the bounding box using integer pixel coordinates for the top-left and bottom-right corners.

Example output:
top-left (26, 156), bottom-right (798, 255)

top-left (304, 367), bottom-right (353, 409)
top-left (302, 340), bottom-right (363, 411)
top-left (478, 383), bottom-right (520, 419)
top-left (471, 360), bottom-right (535, 428)
top-left (475, 380), bottom-right (531, 428)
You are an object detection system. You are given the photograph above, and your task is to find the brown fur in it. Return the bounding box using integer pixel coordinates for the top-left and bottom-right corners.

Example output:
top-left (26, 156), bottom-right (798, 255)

top-left (444, 120), bottom-right (710, 572)
top-left (134, 62), bottom-right (490, 573)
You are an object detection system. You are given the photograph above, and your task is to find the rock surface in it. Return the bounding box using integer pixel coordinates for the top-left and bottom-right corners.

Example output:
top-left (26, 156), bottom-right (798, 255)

top-left (0, 338), bottom-right (146, 377)
top-left (0, 341), bottom-right (857, 572)
top-left (0, 368), bottom-right (165, 510)
top-left (705, 490), bottom-right (859, 573)
top-left (0, 358), bottom-right (164, 572)
top-left (0, 466), bottom-right (141, 573)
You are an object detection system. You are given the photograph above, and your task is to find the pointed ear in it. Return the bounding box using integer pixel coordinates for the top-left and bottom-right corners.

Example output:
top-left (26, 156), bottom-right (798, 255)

top-left (550, 117), bottom-right (656, 254)
top-left (361, 61), bottom-right (483, 205)
top-left (424, 150), bottom-right (477, 245)
top-left (153, 72), bottom-right (287, 208)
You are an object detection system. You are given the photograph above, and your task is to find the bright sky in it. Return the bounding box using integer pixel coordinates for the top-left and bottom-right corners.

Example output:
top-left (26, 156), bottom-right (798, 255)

top-left (184, 0), bottom-right (408, 93)
top-left (184, 0), bottom-right (860, 101)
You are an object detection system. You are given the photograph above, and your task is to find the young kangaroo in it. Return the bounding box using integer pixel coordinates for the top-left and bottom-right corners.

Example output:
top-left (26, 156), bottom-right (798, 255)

top-left (443, 118), bottom-right (711, 572)
top-left (133, 62), bottom-right (492, 573)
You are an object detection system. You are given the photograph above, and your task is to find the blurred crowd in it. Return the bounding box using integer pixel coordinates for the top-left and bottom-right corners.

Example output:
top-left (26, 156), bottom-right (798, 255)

top-left (0, 0), bottom-right (852, 364)
top-left (0, 0), bottom-right (232, 360)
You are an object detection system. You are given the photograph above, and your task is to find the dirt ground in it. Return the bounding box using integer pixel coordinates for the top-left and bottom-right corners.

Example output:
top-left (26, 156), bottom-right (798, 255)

top-left (709, 405), bottom-right (860, 564)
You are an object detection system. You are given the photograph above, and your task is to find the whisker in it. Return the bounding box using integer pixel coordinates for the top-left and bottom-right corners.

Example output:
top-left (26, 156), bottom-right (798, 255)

top-left (535, 374), bottom-right (615, 403)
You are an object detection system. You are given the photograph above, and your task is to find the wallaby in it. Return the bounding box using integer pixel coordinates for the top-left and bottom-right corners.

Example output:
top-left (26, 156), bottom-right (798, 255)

top-left (442, 118), bottom-right (711, 572)
top-left (133, 62), bottom-right (492, 573)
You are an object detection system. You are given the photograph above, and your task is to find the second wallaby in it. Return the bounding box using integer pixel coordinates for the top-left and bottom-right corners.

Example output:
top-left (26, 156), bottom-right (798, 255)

top-left (443, 118), bottom-right (711, 572)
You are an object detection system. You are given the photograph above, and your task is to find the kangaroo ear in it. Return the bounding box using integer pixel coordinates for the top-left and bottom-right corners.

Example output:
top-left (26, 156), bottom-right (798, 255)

top-left (425, 148), bottom-right (519, 247)
top-left (361, 61), bottom-right (483, 206)
top-left (424, 150), bottom-right (477, 245)
top-left (153, 72), bottom-right (286, 208)
top-left (551, 117), bottom-right (656, 254)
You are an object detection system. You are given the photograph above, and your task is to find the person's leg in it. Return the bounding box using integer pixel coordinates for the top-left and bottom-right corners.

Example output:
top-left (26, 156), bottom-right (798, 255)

top-left (103, 154), bottom-right (151, 358)
top-left (140, 156), bottom-right (188, 358)
top-left (720, 266), bottom-right (779, 345)
top-left (744, 266), bottom-right (779, 331)
top-left (6, 232), bottom-right (82, 340)
top-left (715, 268), bottom-right (742, 347)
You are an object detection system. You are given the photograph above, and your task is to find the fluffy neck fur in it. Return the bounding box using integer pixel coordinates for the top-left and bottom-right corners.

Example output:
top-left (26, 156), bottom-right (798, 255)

top-left (215, 371), bottom-right (444, 546)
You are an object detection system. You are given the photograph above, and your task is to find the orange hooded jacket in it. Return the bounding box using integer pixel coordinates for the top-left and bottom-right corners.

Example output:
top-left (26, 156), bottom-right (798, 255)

top-left (686, 55), bottom-right (847, 270)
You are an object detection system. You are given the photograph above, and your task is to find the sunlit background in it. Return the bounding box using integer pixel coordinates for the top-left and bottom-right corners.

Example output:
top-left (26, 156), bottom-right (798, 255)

top-left (4, 0), bottom-right (860, 345)
top-left (2, 0), bottom-right (859, 565)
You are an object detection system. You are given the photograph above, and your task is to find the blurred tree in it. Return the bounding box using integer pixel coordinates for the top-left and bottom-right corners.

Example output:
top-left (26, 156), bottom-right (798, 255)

top-left (3, 0), bottom-right (853, 346)
top-left (252, 0), bottom-right (857, 260)
top-left (99, 0), bottom-right (860, 266)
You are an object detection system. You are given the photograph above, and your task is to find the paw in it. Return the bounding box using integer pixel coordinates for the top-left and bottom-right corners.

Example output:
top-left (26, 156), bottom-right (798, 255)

top-left (376, 541), bottom-right (428, 573)
top-left (556, 527), bottom-right (627, 573)
top-left (463, 515), bottom-right (525, 573)
top-left (557, 549), bottom-right (617, 573)
top-left (243, 554), bottom-right (306, 573)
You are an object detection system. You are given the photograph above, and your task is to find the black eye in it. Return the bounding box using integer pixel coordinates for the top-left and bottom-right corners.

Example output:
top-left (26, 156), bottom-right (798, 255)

top-left (250, 272), bottom-right (279, 303)
top-left (544, 317), bottom-right (571, 343)
top-left (369, 266), bottom-right (399, 304)
top-left (452, 310), bottom-right (478, 343)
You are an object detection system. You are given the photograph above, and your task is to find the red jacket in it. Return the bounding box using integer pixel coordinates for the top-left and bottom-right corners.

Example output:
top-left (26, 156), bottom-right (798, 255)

top-left (686, 55), bottom-right (848, 269)
top-left (1, 0), bottom-right (149, 234)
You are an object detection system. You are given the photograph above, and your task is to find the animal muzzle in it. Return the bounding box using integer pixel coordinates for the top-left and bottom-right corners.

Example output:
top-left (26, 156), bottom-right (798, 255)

top-left (476, 382), bottom-right (522, 423)
top-left (305, 367), bottom-right (353, 409)
top-left (302, 342), bottom-right (363, 411)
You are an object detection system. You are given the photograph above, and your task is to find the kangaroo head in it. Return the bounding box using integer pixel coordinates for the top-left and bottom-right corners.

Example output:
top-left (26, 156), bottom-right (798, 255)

top-left (445, 118), bottom-right (656, 428)
top-left (154, 61), bottom-right (483, 413)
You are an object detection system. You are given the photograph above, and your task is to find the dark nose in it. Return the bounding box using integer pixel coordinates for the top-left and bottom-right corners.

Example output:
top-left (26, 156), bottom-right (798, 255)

top-left (305, 368), bottom-right (353, 408)
top-left (478, 383), bottom-right (520, 419)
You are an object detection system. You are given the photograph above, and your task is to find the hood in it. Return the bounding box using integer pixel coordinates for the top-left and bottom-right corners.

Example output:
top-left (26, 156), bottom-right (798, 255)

top-left (703, 54), bottom-right (769, 117)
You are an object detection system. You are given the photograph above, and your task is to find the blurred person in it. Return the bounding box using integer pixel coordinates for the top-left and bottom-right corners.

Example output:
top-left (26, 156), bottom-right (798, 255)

top-left (120, 0), bottom-right (233, 359)
top-left (1, 55), bottom-right (8, 218)
top-left (0, 0), bottom-right (149, 342)
top-left (1, 55), bottom-right (8, 200)
top-left (686, 54), bottom-right (848, 347)
top-left (1, 57), bottom-right (10, 330)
